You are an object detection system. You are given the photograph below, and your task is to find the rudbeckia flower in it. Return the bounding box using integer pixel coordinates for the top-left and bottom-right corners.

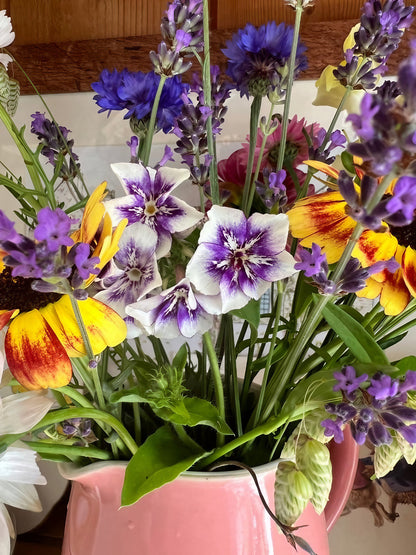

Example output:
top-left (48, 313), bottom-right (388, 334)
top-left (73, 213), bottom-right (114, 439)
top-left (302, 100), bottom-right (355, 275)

top-left (0, 275), bottom-right (127, 390)
top-left (287, 162), bottom-right (416, 316)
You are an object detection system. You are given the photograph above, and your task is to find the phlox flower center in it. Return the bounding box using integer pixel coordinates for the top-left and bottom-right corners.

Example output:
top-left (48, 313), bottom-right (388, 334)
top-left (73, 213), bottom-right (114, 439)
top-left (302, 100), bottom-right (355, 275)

top-left (144, 199), bottom-right (158, 217)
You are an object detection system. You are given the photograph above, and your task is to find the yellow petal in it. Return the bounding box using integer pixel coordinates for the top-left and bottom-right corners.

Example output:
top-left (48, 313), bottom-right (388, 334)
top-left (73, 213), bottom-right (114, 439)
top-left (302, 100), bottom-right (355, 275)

top-left (40, 295), bottom-right (127, 357)
top-left (353, 230), bottom-right (397, 281)
top-left (0, 308), bottom-right (19, 330)
top-left (355, 277), bottom-right (382, 300)
top-left (5, 310), bottom-right (72, 390)
top-left (402, 246), bottom-right (416, 297)
top-left (304, 160), bottom-right (340, 180)
top-left (71, 182), bottom-right (107, 244)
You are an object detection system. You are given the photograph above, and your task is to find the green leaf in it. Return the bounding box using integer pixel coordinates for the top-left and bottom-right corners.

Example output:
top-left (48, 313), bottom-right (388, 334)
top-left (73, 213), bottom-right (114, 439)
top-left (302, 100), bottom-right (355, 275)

top-left (121, 425), bottom-right (207, 506)
top-left (154, 397), bottom-right (233, 435)
top-left (231, 299), bottom-right (260, 330)
top-left (321, 302), bottom-right (388, 365)
top-left (172, 343), bottom-right (188, 373)
top-left (341, 151), bottom-right (356, 174)
top-left (394, 355), bottom-right (416, 373)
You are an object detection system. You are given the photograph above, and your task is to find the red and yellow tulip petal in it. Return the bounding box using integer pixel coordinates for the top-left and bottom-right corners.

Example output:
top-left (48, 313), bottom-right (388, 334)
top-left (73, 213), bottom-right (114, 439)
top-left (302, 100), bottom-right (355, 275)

top-left (402, 246), bottom-right (416, 298)
top-left (0, 309), bottom-right (18, 330)
top-left (40, 295), bottom-right (127, 357)
top-left (353, 229), bottom-right (398, 282)
top-left (5, 309), bottom-right (72, 390)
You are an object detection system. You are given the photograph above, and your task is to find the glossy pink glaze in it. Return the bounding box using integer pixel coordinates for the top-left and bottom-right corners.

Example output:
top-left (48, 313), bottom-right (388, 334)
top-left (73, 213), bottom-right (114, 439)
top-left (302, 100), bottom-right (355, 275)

top-left (60, 430), bottom-right (358, 555)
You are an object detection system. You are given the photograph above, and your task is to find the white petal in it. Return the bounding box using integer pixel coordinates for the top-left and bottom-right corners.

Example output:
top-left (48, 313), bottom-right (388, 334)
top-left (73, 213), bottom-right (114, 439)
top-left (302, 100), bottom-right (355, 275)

top-left (111, 162), bottom-right (154, 194)
top-left (221, 288), bottom-right (250, 313)
top-left (0, 447), bottom-right (46, 486)
top-left (157, 165), bottom-right (190, 193)
top-left (0, 504), bottom-right (12, 555)
top-left (0, 391), bottom-right (54, 435)
top-left (198, 205), bottom-right (246, 244)
top-left (104, 194), bottom-right (137, 226)
top-left (186, 247), bottom-right (222, 296)
top-left (165, 197), bottom-right (204, 233)
top-left (0, 11), bottom-right (15, 49)
top-left (0, 481), bottom-right (42, 512)
top-left (0, 53), bottom-right (12, 69)
top-left (247, 212), bottom-right (290, 254)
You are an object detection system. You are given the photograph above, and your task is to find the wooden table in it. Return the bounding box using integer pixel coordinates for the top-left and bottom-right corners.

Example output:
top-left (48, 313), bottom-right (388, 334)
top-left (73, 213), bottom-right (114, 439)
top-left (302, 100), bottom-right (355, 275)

top-left (13, 487), bottom-right (69, 555)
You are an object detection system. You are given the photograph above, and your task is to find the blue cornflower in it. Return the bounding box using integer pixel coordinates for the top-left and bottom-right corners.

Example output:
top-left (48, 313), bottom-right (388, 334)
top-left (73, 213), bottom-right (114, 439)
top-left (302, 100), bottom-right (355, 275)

top-left (93, 70), bottom-right (189, 134)
top-left (222, 21), bottom-right (307, 98)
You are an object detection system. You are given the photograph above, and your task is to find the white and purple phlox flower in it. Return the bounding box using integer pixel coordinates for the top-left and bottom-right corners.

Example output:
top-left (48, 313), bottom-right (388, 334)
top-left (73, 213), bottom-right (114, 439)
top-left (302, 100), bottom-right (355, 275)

top-left (94, 223), bottom-right (162, 337)
top-left (126, 278), bottom-right (222, 339)
top-left (186, 206), bottom-right (296, 312)
top-left (104, 162), bottom-right (203, 257)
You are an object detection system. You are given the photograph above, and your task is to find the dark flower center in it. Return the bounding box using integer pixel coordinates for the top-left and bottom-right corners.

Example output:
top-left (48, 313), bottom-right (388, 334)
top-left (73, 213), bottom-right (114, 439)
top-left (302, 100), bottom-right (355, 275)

top-left (0, 266), bottom-right (61, 312)
top-left (268, 141), bottom-right (300, 167)
top-left (389, 220), bottom-right (416, 250)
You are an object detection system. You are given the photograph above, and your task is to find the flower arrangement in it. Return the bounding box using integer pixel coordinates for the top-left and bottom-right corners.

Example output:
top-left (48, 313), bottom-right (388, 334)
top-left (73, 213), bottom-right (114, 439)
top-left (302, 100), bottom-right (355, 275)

top-left (1, 0), bottom-right (416, 553)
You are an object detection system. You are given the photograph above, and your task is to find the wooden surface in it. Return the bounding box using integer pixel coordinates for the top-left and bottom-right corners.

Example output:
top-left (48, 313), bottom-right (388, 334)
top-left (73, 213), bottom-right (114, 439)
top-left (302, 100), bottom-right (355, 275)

top-left (6, 18), bottom-right (415, 96)
top-left (13, 487), bottom-right (68, 555)
top-left (4, 0), bottom-right (411, 45)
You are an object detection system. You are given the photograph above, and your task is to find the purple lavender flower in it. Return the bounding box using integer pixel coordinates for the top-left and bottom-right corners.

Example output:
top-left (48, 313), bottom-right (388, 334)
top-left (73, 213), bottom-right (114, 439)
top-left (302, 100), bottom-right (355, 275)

top-left (295, 242), bottom-right (328, 278)
top-left (126, 277), bottom-right (221, 339)
top-left (321, 417), bottom-right (345, 443)
top-left (322, 366), bottom-right (416, 448)
top-left (385, 176), bottom-right (416, 225)
top-left (72, 243), bottom-right (100, 281)
top-left (104, 162), bottom-right (203, 258)
top-left (0, 211), bottom-right (21, 243)
top-left (333, 365), bottom-right (368, 397)
top-left (186, 206), bottom-right (296, 312)
top-left (398, 39), bottom-right (416, 113)
top-left (34, 207), bottom-right (75, 252)
top-left (222, 21), bottom-right (307, 98)
top-left (31, 112), bottom-right (80, 180)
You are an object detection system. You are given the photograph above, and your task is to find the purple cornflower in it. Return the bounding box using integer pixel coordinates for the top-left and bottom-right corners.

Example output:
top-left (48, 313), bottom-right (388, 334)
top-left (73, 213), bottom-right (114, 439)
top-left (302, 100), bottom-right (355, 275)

top-left (322, 367), bottom-right (416, 447)
top-left (31, 112), bottom-right (80, 180)
top-left (92, 70), bottom-right (189, 134)
top-left (222, 21), bottom-right (307, 98)
top-left (104, 162), bottom-right (203, 258)
top-left (186, 206), bottom-right (296, 312)
top-left (34, 207), bottom-right (75, 252)
top-left (126, 277), bottom-right (221, 339)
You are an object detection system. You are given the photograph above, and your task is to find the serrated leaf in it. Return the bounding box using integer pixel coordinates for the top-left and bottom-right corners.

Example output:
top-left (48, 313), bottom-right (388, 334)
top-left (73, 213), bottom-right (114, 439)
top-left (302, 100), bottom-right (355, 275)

top-left (0, 66), bottom-right (10, 100)
top-left (121, 425), bottom-right (208, 506)
top-left (6, 78), bottom-right (19, 116)
top-left (155, 397), bottom-right (233, 434)
top-left (321, 302), bottom-right (388, 365)
top-left (373, 438), bottom-right (402, 478)
top-left (397, 433), bottom-right (416, 465)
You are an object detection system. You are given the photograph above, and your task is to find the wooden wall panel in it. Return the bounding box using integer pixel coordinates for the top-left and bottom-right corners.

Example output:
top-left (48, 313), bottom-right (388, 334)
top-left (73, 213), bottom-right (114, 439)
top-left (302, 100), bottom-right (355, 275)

top-left (9, 0), bottom-right (167, 45)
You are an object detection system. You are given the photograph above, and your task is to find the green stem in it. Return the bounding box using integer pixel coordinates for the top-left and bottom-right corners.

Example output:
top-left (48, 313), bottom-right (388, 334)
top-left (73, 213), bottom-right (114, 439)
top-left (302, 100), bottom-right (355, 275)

top-left (24, 440), bottom-right (112, 460)
top-left (318, 86), bottom-right (352, 153)
top-left (251, 281), bottom-right (285, 428)
top-left (202, 0), bottom-right (219, 206)
top-left (203, 330), bottom-right (225, 445)
top-left (242, 95), bottom-right (262, 215)
top-left (141, 74), bottom-right (167, 165)
top-left (275, 1), bottom-right (303, 172)
top-left (224, 314), bottom-right (242, 436)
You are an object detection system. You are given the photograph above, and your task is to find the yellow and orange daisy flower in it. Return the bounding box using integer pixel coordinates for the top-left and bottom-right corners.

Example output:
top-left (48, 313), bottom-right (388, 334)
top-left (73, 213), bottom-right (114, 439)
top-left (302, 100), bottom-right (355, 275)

top-left (0, 183), bottom-right (128, 390)
top-left (287, 162), bottom-right (416, 316)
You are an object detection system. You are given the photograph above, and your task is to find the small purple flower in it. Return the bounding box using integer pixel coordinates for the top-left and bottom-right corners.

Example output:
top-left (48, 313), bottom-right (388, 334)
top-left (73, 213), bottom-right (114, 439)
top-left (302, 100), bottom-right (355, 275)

top-left (385, 176), bottom-right (416, 225)
top-left (0, 211), bottom-right (21, 243)
top-left (368, 373), bottom-right (399, 400)
top-left (295, 243), bottom-right (327, 278)
top-left (186, 206), bottom-right (296, 312)
top-left (333, 365), bottom-right (368, 396)
top-left (105, 162), bottom-right (203, 258)
top-left (72, 243), bottom-right (100, 281)
top-left (126, 277), bottom-right (222, 339)
top-left (321, 418), bottom-right (344, 443)
top-left (34, 207), bottom-right (75, 252)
